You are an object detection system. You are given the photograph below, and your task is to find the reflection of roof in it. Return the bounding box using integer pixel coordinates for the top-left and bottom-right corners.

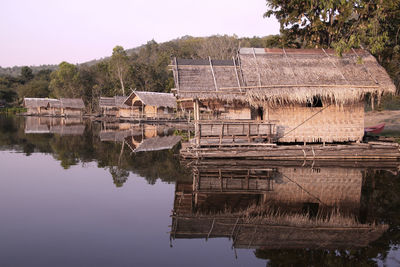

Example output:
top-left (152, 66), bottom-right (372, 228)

top-left (134, 135), bottom-right (181, 152)
top-left (60, 98), bottom-right (85, 109)
top-left (99, 130), bottom-right (137, 142)
top-left (50, 125), bottom-right (85, 135)
top-left (23, 98), bottom-right (59, 108)
top-left (125, 91), bottom-right (177, 108)
top-left (171, 215), bottom-right (388, 249)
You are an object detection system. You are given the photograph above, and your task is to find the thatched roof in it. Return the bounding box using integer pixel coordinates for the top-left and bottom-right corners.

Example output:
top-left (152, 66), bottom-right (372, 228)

top-left (99, 97), bottom-right (115, 108)
top-left (99, 96), bottom-right (130, 108)
top-left (124, 91), bottom-right (177, 108)
top-left (133, 135), bottom-right (181, 152)
top-left (60, 98), bottom-right (85, 109)
top-left (23, 98), bottom-right (59, 108)
top-left (172, 48), bottom-right (396, 106)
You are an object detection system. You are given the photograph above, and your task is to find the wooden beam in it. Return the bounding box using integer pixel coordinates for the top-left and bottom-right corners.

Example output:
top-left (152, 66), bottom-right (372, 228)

top-left (174, 57), bottom-right (180, 93)
top-left (252, 48), bottom-right (262, 87)
top-left (209, 57), bottom-right (218, 91)
top-left (232, 56), bottom-right (241, 91)
top-left (218, 84), bottom-right (380, 90)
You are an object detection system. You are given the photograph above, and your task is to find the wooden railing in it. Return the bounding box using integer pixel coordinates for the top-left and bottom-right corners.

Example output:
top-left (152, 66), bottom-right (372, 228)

top-left (194, 120), bottom-right (277, 147)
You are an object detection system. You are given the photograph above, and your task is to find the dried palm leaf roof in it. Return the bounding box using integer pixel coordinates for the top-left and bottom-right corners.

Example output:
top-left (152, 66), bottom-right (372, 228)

top-left (99, 96), bottom-right (130, 108)
top-left (124, 91), bottom-right (177, 109)
top-left (23, 98), bottom-right (59, 108)
top-left (172, 48), bottom-right (396, 106)
top-left (60, 98), bottom-right (85, 109)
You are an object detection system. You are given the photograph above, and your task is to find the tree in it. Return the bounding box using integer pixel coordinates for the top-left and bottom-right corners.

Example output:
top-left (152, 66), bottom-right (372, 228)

top-left (49, 62), bottom-right (81, 98)
top-left (109, 46), bottom-right (129, 96)
top-left (20, 66), bottom-right (33, 83)
top-left (264, 0), bottom-right (400, 54)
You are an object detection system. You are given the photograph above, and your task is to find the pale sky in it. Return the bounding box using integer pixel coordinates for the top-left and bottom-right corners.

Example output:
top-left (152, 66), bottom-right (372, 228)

top-left (0, 0), bottom-right (279, 67)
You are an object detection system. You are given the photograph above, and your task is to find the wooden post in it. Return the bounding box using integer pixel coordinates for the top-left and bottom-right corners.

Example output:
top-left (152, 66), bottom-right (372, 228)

top-left (371, 94), bottom-right (375, 111)
top-left (232, 56), bottom-right (241, 91)
top-left (194, 99), bottom-right (200, 147)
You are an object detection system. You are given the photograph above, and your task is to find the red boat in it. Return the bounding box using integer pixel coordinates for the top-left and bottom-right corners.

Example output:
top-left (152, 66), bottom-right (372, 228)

top-left (364, 123), bottom-right (385, 134)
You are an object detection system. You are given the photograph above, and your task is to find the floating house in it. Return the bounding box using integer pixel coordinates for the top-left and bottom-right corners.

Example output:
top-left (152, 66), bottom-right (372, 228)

top-left (99, 97), bottom-right (118, 116)
top-left (171, 48), bottom-right (396, 147)
top-left (23, 97), bottom-right (85, 117)
top-left (123, 91), bottom-right (177, 119)
top-left (59, 98), bottom-right (85, 117)
top-left (23, 98), bottom-right (60, 115)
top-left (99, 96), bottom-right (133, 117)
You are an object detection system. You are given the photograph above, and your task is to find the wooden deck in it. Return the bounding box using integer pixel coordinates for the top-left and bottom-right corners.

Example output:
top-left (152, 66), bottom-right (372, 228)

top-left (181, 141), bottom-right (400, 160)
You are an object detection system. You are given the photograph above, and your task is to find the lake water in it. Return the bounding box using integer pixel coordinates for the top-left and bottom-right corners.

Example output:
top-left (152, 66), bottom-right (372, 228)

top-left (0, 115), bottom-right (399, 267)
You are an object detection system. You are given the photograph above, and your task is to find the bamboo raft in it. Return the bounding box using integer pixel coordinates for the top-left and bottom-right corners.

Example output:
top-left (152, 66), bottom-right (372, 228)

top-left (180, 141), bottom-right (400, 160)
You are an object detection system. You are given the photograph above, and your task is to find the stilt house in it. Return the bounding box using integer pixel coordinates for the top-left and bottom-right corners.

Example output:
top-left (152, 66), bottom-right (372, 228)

top-left (123, 91), bottom-right (177, 119)
top-left (171, 48), bottom-right (396, 145)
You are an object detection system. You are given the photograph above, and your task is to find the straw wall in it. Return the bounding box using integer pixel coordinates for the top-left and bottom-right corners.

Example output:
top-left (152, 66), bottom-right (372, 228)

top-left (118, 108), bottom-right (132, 118)
top-left (221, 107), bottom-right (251, 120)
top-left (267, 102), bottom-right (364, 143)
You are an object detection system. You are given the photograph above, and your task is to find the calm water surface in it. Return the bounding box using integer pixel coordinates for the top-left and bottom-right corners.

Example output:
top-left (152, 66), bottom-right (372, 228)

top-left (0, 115), bottom-right (399, 267)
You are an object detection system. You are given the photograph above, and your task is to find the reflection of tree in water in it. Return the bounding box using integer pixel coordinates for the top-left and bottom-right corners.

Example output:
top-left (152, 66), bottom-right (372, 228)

top-left (109, 166), bottom-right (129, 187)
top-left (0, 115), bottom-right (191, 186)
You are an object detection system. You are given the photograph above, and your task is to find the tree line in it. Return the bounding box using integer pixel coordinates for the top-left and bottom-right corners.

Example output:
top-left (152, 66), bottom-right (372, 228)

top-left (0, 35), bottom-right (280, 112)
top-left (1, 0), bottom-right (400, 111)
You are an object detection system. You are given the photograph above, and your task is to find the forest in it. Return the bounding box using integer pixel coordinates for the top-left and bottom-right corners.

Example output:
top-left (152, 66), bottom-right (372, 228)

top-left (0, 1), bottom-right (399, 111)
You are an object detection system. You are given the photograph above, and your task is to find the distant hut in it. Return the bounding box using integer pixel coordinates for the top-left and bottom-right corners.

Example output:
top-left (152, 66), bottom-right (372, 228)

top-left (123, 91), bottom-right (177, 119)
top-left (23, 98), bottom-right (60, 115)
top-left (171, 48), bottom-right (396, 144)
top-left (60, 98), bottom-right (85, 117)
top-left (99, 97), bottom-right (118, 116)
top-left (99, 96), bottom-right (131, 118)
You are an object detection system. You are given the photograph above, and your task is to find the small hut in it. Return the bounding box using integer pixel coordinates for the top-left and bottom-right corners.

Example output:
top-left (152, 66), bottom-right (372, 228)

top-left (59, 98), bottom-right (85, 117)
top-left (23, 98), bottom-right (60, 115)
top-left (171, 48), bottom-right (396, 145)
top-left (123, 91), bottom-right (177, 119)
top-left (99, 97), bottom-right (118, 116)
top-left (99, 96), bottom-right (132, 118)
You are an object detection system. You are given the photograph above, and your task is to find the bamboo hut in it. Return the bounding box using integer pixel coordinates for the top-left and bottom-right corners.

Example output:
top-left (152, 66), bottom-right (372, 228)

top-left (23, 98), bottom-right (60, 115)
top-left (123, 91), bottom-right (177, 119)
top-left (171, 48), bottom-right (396, 147)
top-left (99, 96), bottom-right (138, 118)
top-left (99, 97), bottom-right (118, 116)
top-left (59, 98), bottom-right (85, 117)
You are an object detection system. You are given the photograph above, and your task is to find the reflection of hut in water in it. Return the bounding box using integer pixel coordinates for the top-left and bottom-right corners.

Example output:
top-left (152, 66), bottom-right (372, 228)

top-left (24, 116), bottom-right (85, 135)
top-left (170, 161), bottom-right (388, 249)
top-left (23, 98), bottom-right (60, 115)
top-left (123, 91), bottom-right (177, 119)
